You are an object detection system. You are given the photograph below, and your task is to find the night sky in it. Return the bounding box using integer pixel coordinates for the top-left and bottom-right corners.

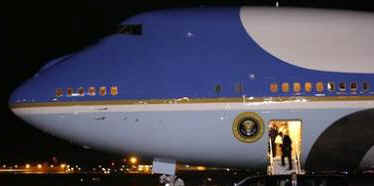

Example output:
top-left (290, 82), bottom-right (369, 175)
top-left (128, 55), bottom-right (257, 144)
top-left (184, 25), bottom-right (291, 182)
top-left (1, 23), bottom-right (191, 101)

top-left (5, 1), bottom-right (374, 165)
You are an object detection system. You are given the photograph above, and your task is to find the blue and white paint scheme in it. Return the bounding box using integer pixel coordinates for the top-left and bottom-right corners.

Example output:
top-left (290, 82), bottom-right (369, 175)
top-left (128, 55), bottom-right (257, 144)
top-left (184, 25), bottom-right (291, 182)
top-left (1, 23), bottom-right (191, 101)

top-left (8, 7), bottom-right (374, 172)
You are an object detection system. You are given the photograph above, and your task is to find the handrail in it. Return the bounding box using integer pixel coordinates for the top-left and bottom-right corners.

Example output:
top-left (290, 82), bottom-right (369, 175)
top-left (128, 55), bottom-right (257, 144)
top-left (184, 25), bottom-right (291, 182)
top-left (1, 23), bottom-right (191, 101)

top-left (296, 153), bottom-right (303, 174)
top-left (294, 138), bottom-right (303, 175)
top-left (233, 175), bottom-right (262, 186)
top-left (268, 139), bottom-right (274, 175)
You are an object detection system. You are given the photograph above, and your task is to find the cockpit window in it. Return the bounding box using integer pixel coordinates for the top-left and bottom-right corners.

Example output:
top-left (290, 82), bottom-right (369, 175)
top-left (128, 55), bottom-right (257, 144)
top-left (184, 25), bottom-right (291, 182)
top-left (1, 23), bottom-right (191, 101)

top-left (118, 24), bottom-right (142, 35)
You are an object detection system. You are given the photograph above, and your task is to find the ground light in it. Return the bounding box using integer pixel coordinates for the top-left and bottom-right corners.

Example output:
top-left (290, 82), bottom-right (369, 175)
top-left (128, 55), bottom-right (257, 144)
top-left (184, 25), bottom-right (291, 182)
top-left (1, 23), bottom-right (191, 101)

top-left (129, 156), bottom-right (138, 164)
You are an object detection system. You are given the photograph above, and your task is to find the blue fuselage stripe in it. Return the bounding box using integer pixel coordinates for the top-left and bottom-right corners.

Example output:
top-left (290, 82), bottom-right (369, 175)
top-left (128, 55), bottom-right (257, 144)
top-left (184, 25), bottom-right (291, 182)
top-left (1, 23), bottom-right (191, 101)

top-left (9, 7), bottom-right (374, 104)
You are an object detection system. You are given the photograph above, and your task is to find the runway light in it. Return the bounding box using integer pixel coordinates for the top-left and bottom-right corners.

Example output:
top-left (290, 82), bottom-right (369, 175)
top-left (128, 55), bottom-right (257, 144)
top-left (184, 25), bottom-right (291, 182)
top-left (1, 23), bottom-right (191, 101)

top-left (60, 164), bottom-right (66, 169)
top-left (197, 166), bottom-right (206, 171)
top-left (145, 166), bottom-right (150, 172)
top-left (37, 164), bottom-right (42, 169)
top-left (129, 157), bottom-right (138, 164)
top-left (25, 164), bottom-right (30, 169)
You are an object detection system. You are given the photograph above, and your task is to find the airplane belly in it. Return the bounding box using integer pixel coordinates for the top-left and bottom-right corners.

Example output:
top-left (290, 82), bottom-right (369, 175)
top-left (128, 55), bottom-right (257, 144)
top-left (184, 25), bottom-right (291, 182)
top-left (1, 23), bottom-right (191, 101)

top-left (11, 101), bottom-right (372, 168)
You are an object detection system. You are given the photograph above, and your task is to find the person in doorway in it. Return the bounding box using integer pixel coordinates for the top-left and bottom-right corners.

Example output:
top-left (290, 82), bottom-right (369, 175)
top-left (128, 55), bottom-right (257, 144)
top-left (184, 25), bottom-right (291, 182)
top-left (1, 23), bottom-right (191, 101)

top-left (281, 132), bottom-right (293, 170)
top-left (275, 132), bottom-right (283, 158)
top-left (269, 125), bottom-right (278, 157)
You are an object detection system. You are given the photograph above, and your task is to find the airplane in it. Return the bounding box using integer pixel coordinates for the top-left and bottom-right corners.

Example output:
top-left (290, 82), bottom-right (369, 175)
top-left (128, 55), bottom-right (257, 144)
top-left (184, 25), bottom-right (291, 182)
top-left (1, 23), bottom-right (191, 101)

top-left (8, 6), bottom-right (374, 176)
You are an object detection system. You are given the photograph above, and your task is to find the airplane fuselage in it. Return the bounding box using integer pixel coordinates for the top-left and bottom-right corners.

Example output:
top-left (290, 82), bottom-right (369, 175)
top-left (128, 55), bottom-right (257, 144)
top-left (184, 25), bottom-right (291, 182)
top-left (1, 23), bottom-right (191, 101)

top-left (9, 7), bottom-right (374, 171)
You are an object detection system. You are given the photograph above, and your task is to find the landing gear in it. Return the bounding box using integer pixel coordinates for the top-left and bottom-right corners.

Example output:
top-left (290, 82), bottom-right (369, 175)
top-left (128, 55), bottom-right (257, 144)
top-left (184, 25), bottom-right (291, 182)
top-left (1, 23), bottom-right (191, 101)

top-left (152, 158), bottom-right (184, 186)
top-left (160, 174), bottom-right (184, 186)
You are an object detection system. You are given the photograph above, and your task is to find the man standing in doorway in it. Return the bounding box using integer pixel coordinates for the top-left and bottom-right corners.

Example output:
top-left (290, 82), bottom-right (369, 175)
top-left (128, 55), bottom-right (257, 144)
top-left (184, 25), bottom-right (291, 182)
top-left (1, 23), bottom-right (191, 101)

top-left (281, 132), bottom-right (293, 170)
top-left (269, 125), bottom-right (278, 157)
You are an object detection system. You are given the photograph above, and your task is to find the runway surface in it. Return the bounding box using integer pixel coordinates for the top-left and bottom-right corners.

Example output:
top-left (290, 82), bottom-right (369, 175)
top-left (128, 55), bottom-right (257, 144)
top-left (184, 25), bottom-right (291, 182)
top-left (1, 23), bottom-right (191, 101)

top-left (0, 172), bottom-right (373, 186)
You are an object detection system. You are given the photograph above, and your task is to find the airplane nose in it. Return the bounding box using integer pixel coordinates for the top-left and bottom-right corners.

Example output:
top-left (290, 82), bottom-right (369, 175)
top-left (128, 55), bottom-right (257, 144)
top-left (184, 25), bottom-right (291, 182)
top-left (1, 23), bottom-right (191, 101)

top-left (9, 84), bottom-right (26, 106)
top-left (8, 74), bottom-right (54, 129)
top-left (8, 73), bottom-right (52, 109)
top-left (9, 79), bottom-right (36, 106)
top-left (9, 82), bottom-right (30, 119)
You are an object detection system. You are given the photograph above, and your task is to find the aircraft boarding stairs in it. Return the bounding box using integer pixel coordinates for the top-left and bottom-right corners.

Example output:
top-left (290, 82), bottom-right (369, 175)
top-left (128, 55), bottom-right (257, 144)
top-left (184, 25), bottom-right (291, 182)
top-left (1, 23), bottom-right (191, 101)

top-left (233, 140), bottom-right (304, 186)
top-left (267, 139), bottom-right (303, 175)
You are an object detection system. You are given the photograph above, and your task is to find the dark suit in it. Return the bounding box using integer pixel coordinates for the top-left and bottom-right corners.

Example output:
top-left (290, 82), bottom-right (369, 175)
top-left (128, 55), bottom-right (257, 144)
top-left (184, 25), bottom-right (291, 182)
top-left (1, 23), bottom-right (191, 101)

top-left (269, 128), bottom-right (278, 157)
top-left (281, 134), bottom-right (293, 170)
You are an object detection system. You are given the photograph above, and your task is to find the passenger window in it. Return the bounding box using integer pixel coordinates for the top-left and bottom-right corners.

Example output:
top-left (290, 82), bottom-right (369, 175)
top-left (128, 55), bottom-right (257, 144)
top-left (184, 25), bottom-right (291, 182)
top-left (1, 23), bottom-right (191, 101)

top-left (281, 82), bottom-right (289, 93)
top-left (215, 84), bottom-right (222, 95)
top-left (56, 88), bottom-right (63, 97)
top-left (270, 83), bottom-right (278, 93)
top-left (236, 83), bottom-right (244, 94)
top-left (350, 82), bottom-right (357, 91)
top-left (339, 82), bottom-right (346, 91)
top-left (316, 82), bottom-right (324, 92)
top-left (304, 82), bottom-right (312, 92)
top-left (88, 87), bottom-right (96, 96)
top-left (293, 82), bottom-right (301, 93)
top-left (77, 87), bottom-right (85, 96)
top-left (111, 86), bottom-right (118, 96)
top-left (99, 87), bottom-right (107, 96)
top-left (362, 82), bottom-right (369, 91)
top-left (67, 88), bottom-right (73, 96)
top-left (327, 82), bottom-right (335, 91)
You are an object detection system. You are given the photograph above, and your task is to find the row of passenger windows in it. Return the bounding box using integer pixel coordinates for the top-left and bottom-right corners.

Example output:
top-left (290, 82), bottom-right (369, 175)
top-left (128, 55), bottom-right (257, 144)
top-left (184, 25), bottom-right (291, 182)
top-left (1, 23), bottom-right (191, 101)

top-left (270, 82), bottom-right (370, 93)
top-left (55, 82), bottom-right (369, 97)
top-left (56, 86), bottom-right (118, 97)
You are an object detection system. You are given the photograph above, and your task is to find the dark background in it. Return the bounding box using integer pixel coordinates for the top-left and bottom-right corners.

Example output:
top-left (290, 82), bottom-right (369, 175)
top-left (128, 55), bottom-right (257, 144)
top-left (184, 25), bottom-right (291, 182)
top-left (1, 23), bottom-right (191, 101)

top-left (4, 1), bottom-right (374, 165)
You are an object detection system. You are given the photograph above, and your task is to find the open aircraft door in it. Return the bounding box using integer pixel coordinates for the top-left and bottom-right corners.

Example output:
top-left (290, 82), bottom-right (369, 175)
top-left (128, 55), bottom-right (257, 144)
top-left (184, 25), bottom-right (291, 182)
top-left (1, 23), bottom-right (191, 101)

top-left (268, 120), bottom-right (303, 175)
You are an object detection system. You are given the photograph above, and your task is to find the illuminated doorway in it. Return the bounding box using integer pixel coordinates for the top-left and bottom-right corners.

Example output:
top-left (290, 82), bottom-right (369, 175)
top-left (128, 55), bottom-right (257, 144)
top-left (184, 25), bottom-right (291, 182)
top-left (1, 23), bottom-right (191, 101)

top-left (268, 120), bottom-right (302, 175)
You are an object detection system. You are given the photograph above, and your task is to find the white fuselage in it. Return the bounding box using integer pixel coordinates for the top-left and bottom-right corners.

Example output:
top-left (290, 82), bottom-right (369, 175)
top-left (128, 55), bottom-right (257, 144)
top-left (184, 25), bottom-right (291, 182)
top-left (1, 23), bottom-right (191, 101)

top-left (11, 99), bottom-right (374, 168)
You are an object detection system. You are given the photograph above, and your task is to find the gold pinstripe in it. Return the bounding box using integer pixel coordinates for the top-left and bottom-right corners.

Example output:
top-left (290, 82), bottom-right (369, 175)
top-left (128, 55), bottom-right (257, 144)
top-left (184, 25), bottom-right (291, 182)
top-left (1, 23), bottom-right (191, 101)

top-left (9, 96), bottom-right (374, 109)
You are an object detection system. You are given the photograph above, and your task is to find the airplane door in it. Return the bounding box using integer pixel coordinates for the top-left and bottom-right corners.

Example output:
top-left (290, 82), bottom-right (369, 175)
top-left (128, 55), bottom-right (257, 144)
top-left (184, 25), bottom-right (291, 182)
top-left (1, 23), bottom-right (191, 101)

top-left (268, 120), bottom-right (303, 175)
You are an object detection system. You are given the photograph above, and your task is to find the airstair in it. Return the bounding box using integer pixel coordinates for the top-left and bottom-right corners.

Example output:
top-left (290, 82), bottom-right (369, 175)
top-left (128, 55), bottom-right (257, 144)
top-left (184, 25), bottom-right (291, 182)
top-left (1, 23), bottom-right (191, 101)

top-left (268, 139), bottom-right (303, 175)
